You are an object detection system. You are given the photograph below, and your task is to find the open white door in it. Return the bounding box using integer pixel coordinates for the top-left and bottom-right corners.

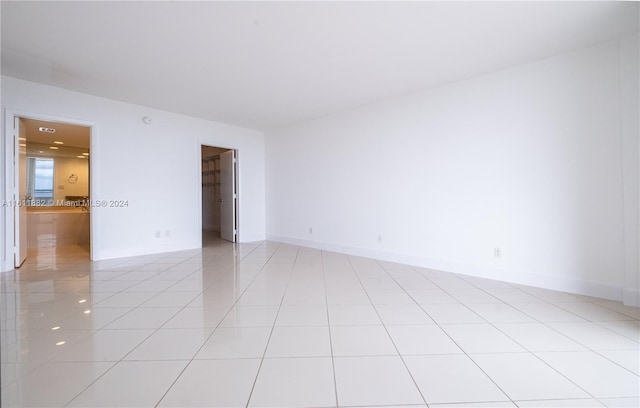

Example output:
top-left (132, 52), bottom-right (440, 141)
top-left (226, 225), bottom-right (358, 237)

top-left (14, 117), bottom-right (28, 267)
top-left (219, 150), bottom-right (236, 243)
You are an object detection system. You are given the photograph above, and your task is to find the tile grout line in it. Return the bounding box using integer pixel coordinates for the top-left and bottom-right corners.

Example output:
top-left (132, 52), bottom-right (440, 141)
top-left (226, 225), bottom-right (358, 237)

top-left (372, 259), bottom-right (516, 406)
top-left (3, 242), bottom-right (639, 407)
top-left (59, 255), bottom-right (205, 407)
top-left (431, 273), bottom-right (608, 403)
top-left (320, 250), bottom-right (341, 408)
top-left (153, 240), bottom-right (282, 408)
top-left (63, 240), bottom-right (268, 408)
top-left (346, 255), bottom-right (430, 407)
top-left (244, 244), bottom-right (300, 408)
top-left (0, 253), bottom-right (183, 392)
top-left (452, 274), bottom-right (640, 379)
top-left (420, 270), bottom-right (608, 402)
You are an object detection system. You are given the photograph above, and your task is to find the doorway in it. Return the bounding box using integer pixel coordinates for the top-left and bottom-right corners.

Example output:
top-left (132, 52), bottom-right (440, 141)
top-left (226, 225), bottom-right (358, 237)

top-left (13, 117), bottom-right (91, 266)
top-left (201, 145), bottom-right (238, 245)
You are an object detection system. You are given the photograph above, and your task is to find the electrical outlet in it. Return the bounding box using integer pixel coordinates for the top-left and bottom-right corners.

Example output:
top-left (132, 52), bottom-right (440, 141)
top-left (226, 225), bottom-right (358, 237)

top-left (494, 247), bottom-right (502, 258)
top-left (309, 227), bottom-right (313, 234)
top-left (377, 235), bottom-right (383, 244)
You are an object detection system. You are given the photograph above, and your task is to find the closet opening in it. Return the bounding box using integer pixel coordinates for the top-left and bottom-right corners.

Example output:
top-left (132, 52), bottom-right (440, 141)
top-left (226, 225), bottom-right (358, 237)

top-left (201, 145), bottom-right (237, 246)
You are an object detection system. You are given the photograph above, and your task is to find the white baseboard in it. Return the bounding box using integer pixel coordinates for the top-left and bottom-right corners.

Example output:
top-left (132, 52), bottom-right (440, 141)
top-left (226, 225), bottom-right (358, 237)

top-left (93, 240), bottom-right (202, 261)
top-left (266, 234), bottom-right (623, 302)
top-left (240, 233), bottom-right (266, 243)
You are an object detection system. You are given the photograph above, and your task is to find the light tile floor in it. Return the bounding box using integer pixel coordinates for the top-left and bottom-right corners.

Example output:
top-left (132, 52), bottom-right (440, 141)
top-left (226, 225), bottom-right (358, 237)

top-left (1, 237), bottom-right (639, 407)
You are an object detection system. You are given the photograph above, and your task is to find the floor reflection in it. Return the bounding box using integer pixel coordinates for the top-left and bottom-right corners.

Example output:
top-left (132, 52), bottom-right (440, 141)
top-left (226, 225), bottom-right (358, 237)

top-left (1, 235), bottom-right (638, 407)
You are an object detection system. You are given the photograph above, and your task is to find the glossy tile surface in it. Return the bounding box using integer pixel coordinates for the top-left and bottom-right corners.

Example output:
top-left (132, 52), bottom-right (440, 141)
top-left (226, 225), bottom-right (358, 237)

top-left (404, 354), bottom-right (508, 404)
top-left (1, 238), bottom-right (639, 407)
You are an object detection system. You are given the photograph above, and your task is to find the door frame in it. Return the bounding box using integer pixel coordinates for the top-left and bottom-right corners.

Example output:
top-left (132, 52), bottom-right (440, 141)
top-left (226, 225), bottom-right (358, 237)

top-left (2, 109), bottom-right (96, 272)
top-left (198, 142), bottom-right (240, 245)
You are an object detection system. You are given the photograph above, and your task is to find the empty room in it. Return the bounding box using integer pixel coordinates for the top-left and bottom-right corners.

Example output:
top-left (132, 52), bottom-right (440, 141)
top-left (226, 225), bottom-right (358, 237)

top-left (1, 1), bottom-right (638, 407)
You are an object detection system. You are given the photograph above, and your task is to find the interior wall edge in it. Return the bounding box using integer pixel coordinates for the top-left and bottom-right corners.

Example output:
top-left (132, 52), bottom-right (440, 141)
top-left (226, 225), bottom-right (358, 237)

top-left (618, 32), bottom-right (640, 306)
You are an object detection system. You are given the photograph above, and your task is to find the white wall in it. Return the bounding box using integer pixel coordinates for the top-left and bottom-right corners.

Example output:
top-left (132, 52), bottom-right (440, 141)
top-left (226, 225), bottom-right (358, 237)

top-left (266, 40), bottom-right (638, 303)
top-left (1, 77), bottom-right (266, 268)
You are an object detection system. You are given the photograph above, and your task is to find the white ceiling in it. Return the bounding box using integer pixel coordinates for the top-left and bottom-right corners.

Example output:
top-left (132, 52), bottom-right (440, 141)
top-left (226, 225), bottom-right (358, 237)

top-left (21, 118), bottom-right (90, 149)
top-left (2, 1), bottom-right (638, 131)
